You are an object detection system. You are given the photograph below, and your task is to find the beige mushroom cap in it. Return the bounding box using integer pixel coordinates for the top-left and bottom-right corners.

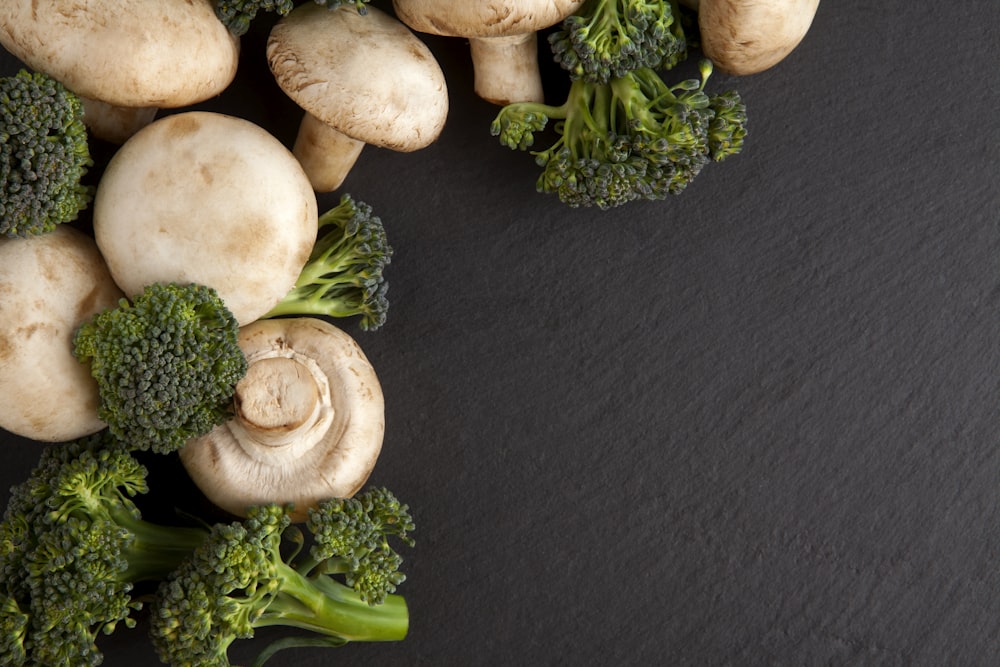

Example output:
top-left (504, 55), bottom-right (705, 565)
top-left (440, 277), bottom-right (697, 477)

top-left (268, 3), bottom-right (448, 153)
top-left (181, 318), bottom-right (386, 521)
top-left (392, 0), bottom-right (585, 39)
top-left (694, 0), bottom-right (821, 76)
top-left (93, 111), bottom-right (318, 326)
top-left (0, 0), bottom-right (239, 109)
top-left (0, 226), bottom-right (125, 442)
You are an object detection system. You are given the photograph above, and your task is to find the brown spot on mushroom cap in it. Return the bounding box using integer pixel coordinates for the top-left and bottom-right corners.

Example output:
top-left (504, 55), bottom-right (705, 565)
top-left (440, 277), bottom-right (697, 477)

top-left (0, 0), bottom-right (239, 108)
top-left (392, 0), bottom-right (585, 38)
top-left (267, 3), bottom-right (448, 151)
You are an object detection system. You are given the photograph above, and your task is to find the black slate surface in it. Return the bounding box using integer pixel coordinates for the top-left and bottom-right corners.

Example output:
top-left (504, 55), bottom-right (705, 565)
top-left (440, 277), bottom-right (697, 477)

top-left (1, 1), bottom-right (999, 665)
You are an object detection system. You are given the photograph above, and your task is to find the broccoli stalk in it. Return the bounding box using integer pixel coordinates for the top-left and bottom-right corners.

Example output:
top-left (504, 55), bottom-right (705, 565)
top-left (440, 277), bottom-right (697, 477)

top-left (264, 194), bottom-right (393, 331)
top-left (0, 433), bottom-right (211, 667)
top-left (490, 60), bottom-right (747, 209)
top-left (149, 488), bottom-right (414, 667)
top-left (549, 0), bottom-right (689, 82)
top-left (72, 282), bottom-right (248, 454)
top-left (0, 69), bottom-right (93, 238)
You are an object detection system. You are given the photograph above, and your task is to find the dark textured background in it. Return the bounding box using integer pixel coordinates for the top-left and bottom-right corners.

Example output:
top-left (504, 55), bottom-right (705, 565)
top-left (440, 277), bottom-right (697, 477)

top-left (2, 1), bottom-right (999, 665)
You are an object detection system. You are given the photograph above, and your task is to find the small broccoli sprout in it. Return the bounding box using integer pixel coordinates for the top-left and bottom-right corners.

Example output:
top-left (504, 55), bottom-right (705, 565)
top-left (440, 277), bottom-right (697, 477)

top-left (549, 0), bottom-right (689, 82)
top-left (0, 69), bottom-right (92, 238)
top-left (264, 194), bottom-right (393, 331)
top-left (213, 0), bottom-right (295, 35)
top-left (149, 488), bottom-right (413, 666)
top-left (72, 282), bottom-right (248, 454)
top-left (491, 61), bottom-right (747, 209)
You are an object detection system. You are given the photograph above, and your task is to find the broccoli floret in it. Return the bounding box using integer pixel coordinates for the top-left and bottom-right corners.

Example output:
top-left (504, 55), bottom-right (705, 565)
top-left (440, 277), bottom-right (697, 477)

top-left (490, 60), bottom-right (747, 209)
top-left (0, 432), bottom-right (211, 667)
top-left (149, 488), bottom-right (413, 667)
top-left (213, 0), bottom-right (294, 35)
top-left (549, 0), bottom-right (688, 82)
top-left (0, 69), bottom-right (92, 238)
top-left (264, 194), bottom-right (393, 331)
top-left (72, 282), bottom-right (248, 454)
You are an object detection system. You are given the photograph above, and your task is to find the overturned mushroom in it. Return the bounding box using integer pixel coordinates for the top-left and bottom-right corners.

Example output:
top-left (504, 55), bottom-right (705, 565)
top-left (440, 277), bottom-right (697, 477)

top-left (267, 3), bottom-right (449, 192)
top-left (678, 0), bottom-right (821, 76)
top-left (0, 0), bottom-right (240, 143)
top-left (92, 111), bottom-right (317, 326)
top-left (392, 0), bottom-right (584, 105)
top-left (0, 226), bottom-right (125, 442)
top-left (180, 317), bottom-right (385, 521)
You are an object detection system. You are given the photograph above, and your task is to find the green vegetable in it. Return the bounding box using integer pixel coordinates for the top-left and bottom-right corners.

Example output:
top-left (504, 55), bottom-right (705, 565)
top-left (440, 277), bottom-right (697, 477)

top-left (149, 488), bottom-right (414, 667)
top-left (0, 433), bottom-right (210, 667)
top-left (490, 60), bottom-right (747, 209)
top-left (72, 282), bottom-right (248, 454)
top-left (213, 0), bottom-right (371, 36)
top-left (264, 193), bottom-right (393, 332)
top-left (0, 69), bottom-right (92, 238)
top-left (549, 0), bottom-right (688, 82)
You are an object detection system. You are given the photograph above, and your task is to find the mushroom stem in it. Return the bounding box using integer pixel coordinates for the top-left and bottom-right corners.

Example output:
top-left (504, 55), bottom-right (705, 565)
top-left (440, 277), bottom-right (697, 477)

top-left (292, 112), bottom-right (366, 192)
top-left (230, 351), bottom-right (335, 462)
top-left (80, 96), bottom-right (158, 144)
top-left (468, 33), bottom-right (545, 105)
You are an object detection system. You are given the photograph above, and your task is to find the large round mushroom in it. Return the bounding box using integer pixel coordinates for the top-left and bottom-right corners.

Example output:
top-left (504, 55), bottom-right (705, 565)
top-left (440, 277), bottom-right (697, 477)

top-left (392, 0), bottom-right (585, 105)
top-left (267, 2), bottom-right (449, 192)
top-left (180, 317), bottom-right (386, 521)
top-left (0, 0), bottom-right (240, 143)
top-left (92, 111), bottom-right (318, 326)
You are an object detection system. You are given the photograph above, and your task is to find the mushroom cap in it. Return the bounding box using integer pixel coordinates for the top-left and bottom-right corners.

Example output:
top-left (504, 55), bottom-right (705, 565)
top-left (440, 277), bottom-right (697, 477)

top-left (93, 111), bottom-right (318, 326)
top-left (0, 226), bottom-right (125, 442)
top-left (267, 3), bottom-right (448, 152)
top-left (180, 318), bottom-right (385, 521)
top-left (0, 0), bottom-right (239, 108)
top-left (392, 0), bottom-right (585, 38)
top-left (698, 0), bottom-right (821, 75)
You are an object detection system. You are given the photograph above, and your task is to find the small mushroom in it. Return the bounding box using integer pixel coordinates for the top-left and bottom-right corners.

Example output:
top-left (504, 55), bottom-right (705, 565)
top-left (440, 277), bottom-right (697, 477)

top-left (180, 317), bottom-right (385, 521)
top-left (678, 0), bottom-right (821, 76)
top-left (267, 3), bottom-right (449, 192)
top-left (0, 0), bottom-right (240, 143)
top-left (392, 0), bottom-right (585, 105)
top-left (92, 111), bottom-right (318, 326)
top-left (0, 226), bottom-right (125, 442)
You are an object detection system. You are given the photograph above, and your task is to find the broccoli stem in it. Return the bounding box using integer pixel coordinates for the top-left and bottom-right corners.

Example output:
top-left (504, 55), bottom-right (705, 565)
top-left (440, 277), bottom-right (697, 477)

top-left (111, 507), bottom-right (210, 582)
top-left (256, 562), bottom-right (408, 642)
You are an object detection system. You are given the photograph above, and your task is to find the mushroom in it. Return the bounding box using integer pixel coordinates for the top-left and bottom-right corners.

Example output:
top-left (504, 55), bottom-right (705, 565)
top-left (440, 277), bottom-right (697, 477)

top-left (92, 111), bottom-right (318, 326)
top-left (180, 317), bottom-right (385, 521)
top-left (391, 0), bottom-right (585, 105)
top-left (0, 0), bottom-right (240, 143)
top-left (266, 2), bottom-right (449, 192)
top-left (678, 0), bottom-right (821, 76)
top-left (0, 226), bottom-right (125, 442)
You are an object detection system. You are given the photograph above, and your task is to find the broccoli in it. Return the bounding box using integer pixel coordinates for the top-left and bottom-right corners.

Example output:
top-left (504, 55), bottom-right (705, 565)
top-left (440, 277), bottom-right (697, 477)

top-left (264, 194), bottom-right (393, 331)
top-left (0, 69), bottom-right (92, 238)
top-left (549, 0), bottom-right (688, 83)
top-left (0, 432), bottom-right (212, 667)
top-left (72, 282), bottom-right (248, 455)
top-left (149, 488), bottom-right (414, 667)
top-left (490, 60), bottom-right (747, 209)
top-left (213, 0), bottom-right (371, 36)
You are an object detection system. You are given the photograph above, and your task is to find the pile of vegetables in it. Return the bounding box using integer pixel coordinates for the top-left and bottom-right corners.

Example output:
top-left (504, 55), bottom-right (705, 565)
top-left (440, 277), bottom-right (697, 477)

top-left (0, 0), bottom-right (819, 664)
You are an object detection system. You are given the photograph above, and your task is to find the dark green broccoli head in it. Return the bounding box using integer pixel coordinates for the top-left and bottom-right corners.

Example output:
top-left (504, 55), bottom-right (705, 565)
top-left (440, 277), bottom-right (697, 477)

top-left (213, 0), bottom-right (295, 35)
top-left (549, 0), bottom-right (688, 83)
top-left (0, 69), bottom-right (93, 238)
top-left (72, 282), bottom-right (248, 454)
top-left (264, 194), bottom-right (393, 332)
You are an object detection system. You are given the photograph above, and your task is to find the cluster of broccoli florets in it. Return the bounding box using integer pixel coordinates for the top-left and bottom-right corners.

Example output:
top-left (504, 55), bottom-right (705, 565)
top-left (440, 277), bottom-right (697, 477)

top-left (213, 0), bottom-right (371, 35)
top-left (494, 0), bottom-right (747, 209)
top-left (0, 433), bottom-right (414, 667)
top-left (0, 69), bottom-right (92, 237)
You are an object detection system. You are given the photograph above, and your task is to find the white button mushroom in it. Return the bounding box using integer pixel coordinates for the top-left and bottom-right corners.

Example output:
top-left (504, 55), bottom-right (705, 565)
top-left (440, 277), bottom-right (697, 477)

top-left (0, 226), bottom-right (125, 442)
top-left (392, 0), bottom-right (585, 105)
top-left (92, 111), bottom-right (318, 327)
top-left (266, 3), bottom-right (449, 192)
top-left (0, 0), bottom-right (240, 143)
top-left (180, 317), bottom-right (386, 521)
top-left (679, 0), bottom-right (821, 76)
